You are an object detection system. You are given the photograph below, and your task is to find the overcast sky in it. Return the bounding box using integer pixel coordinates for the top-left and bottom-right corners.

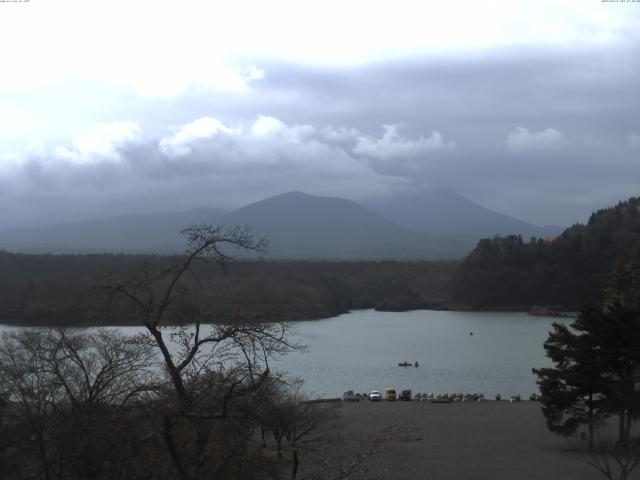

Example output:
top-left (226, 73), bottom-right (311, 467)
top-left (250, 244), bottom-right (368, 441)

top-left (1, 0), bottom-right (639, 229)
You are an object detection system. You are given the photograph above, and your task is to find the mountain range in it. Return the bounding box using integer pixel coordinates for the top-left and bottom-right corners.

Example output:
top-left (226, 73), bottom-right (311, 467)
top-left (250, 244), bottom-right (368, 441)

top-left (0, 189), bottom-right (563, 259)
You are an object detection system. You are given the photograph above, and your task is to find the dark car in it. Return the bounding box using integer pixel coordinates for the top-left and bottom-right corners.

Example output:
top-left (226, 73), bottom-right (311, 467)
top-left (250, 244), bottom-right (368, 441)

top-left (399, 389), bottom-right (412, 401)
top-left (342, 390), bottom-right (359, 402)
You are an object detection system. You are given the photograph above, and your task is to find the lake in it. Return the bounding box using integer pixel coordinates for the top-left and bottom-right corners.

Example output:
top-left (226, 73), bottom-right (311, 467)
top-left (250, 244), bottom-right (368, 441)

top-left (276, 309), bottom-right (569, 398)
top-left (0, 309), bottom-right (569, 399)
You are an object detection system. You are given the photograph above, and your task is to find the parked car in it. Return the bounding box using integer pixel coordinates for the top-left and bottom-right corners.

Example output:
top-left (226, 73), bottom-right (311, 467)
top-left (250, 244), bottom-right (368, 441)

top-left (369, 390), bottom-right (382, 401)
top-left (399, 389), bottom-right (412, 401)
top-left (342, 390), bottom-right (359, 402)
top-left (384, 388), bottom-right (397, 401)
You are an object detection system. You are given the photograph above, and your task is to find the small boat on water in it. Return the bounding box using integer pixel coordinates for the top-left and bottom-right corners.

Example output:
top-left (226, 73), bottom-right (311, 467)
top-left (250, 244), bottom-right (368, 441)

top-left (398, 361), bottom-right (420, 367)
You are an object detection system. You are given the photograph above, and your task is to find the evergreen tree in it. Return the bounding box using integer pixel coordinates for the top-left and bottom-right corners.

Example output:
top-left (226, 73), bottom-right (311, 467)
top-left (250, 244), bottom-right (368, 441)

top-left (605, 243), bottom-right (640, 310)
top-left (533, 306), bottom-right (606, 447)
top-left (534, 242), bottom-right (640, 445)
top-left (594, 302), bottom-right (640, 444)
top-left (601, 243), bottom-right (640, 443)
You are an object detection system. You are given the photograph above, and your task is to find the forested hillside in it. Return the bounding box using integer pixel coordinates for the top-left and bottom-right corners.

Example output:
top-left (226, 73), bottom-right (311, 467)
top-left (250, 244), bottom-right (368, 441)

top-left (3, 196), bottom-right (639, 325)
top-left (453, 197), bottom-right (640, 309)
top-left (0, 252), bottom-right (454, 326)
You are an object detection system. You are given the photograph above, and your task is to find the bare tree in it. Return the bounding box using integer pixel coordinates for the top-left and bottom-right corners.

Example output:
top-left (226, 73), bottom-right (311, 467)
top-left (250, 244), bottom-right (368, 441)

top-left (301, 423), bottom-right (405, 480)
top-left (253, 380), bottom-right (400, 480)
top-left (105, 224), bottom-right (301, 480)
top-left (0, 328), bottom-right (158, 480)
top-left (0, 330), bottom-right (63, 480)
top-left (584, 440), bottom-right (640, 480)
top-left (283, 397), bottom-right (336, 480)
top-left (41, 328), bottom-right (158, 410)
top-left (0, 393), bottom-right (7, 479)
top-left (43, 329), bottom-right (157, 480)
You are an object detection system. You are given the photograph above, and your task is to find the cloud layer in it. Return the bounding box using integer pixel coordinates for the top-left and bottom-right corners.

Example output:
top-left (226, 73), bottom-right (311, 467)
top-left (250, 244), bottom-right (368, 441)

top-left (2, 116), bottom-right (460, 228)
top-left (1, 3), bottom-right (639, 230)
top-left (354, 125), bottom-right (454, 161)
top-left (505, 127), bottom-right (566, 153)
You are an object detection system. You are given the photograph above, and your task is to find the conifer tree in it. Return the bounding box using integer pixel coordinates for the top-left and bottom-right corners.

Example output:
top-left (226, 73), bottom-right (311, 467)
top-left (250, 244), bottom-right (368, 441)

top-left (534, 242), bottom-right (640, 445)
top-left (533, 306), bottom-right (606, 447)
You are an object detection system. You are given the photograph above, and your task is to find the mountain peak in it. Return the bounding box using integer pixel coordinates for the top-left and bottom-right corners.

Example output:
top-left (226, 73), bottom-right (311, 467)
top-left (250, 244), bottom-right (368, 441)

top-left (216, 191), bottom-right (456, 259)
top-left (277, 190), bottom-right (313, 198)
top-left (260, 191), bottom-right (340, 203)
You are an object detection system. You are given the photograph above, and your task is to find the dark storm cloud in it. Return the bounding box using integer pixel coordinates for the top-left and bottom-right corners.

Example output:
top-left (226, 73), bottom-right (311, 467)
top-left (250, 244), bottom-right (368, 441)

top-left (237, 45), bottom-right (640, 224)
top-left (252, 45), bottom-right (640, 135)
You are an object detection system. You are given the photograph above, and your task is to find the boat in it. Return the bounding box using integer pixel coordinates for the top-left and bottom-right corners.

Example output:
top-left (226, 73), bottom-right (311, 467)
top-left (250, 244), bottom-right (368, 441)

top-left (398, 361), bottom-right (412, 367)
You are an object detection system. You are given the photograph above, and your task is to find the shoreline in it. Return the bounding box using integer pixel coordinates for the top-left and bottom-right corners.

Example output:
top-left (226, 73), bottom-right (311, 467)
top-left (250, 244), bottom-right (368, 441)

top-left (0, 306), bottom-right (574, 328)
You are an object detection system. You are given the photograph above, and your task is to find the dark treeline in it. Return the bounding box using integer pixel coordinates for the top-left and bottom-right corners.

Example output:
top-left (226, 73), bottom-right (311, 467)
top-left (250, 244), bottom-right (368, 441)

top-left (453, 197), bottom-right (640, 309)
top-left (0, 252), bottom-right (455, 326)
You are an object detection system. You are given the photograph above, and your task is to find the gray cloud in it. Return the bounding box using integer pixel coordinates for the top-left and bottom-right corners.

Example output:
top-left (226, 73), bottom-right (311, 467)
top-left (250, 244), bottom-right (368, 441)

top-left (353, 125), bottom-right (454, 161)
top-left (505, 127), bottom-right (566, 153)
top-left (1, 116), bottom-right (430, 229)
top-left (1, 43), bottom-right (639, 229)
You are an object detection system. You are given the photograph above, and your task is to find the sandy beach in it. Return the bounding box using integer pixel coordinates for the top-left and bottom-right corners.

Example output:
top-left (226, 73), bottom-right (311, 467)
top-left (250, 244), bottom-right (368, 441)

top-left (330, 400), bottom-right (612, 480)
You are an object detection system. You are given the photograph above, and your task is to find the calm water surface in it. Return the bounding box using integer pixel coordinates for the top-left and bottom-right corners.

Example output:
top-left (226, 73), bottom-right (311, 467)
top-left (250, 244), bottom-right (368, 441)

top-left (1, 309), bottom-right (568, 398)
top-left (276, 309), bottom-right (569, 398)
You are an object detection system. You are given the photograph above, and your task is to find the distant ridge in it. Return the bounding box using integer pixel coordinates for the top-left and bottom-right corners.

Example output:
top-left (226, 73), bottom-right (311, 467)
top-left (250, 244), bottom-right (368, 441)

top-left (0, 207), bottom-right (226, 254)
top-left (0, 189), bottom-right (563, 258)
top-left (363, 187), bottom-right (562, 240)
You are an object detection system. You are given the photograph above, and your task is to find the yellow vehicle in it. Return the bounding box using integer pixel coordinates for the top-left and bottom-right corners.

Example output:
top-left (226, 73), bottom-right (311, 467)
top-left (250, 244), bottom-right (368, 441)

top-left (384, 388), bottom-right (397, 401)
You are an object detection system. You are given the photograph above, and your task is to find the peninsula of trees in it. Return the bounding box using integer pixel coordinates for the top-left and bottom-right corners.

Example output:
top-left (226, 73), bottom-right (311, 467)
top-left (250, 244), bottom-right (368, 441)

top-left (454, 197), bottom-right (640, 310)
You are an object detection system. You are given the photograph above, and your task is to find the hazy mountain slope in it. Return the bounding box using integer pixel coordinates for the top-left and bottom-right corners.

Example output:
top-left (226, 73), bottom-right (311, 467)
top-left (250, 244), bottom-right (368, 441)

top-left (0, 207), bottom-right (225, 253)
top-left (363, 187), bottom-right (562, 239)
top-left (217, 191), bottom-right (465, 259)
top-left (0, 188), bottom-right (555, 259)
